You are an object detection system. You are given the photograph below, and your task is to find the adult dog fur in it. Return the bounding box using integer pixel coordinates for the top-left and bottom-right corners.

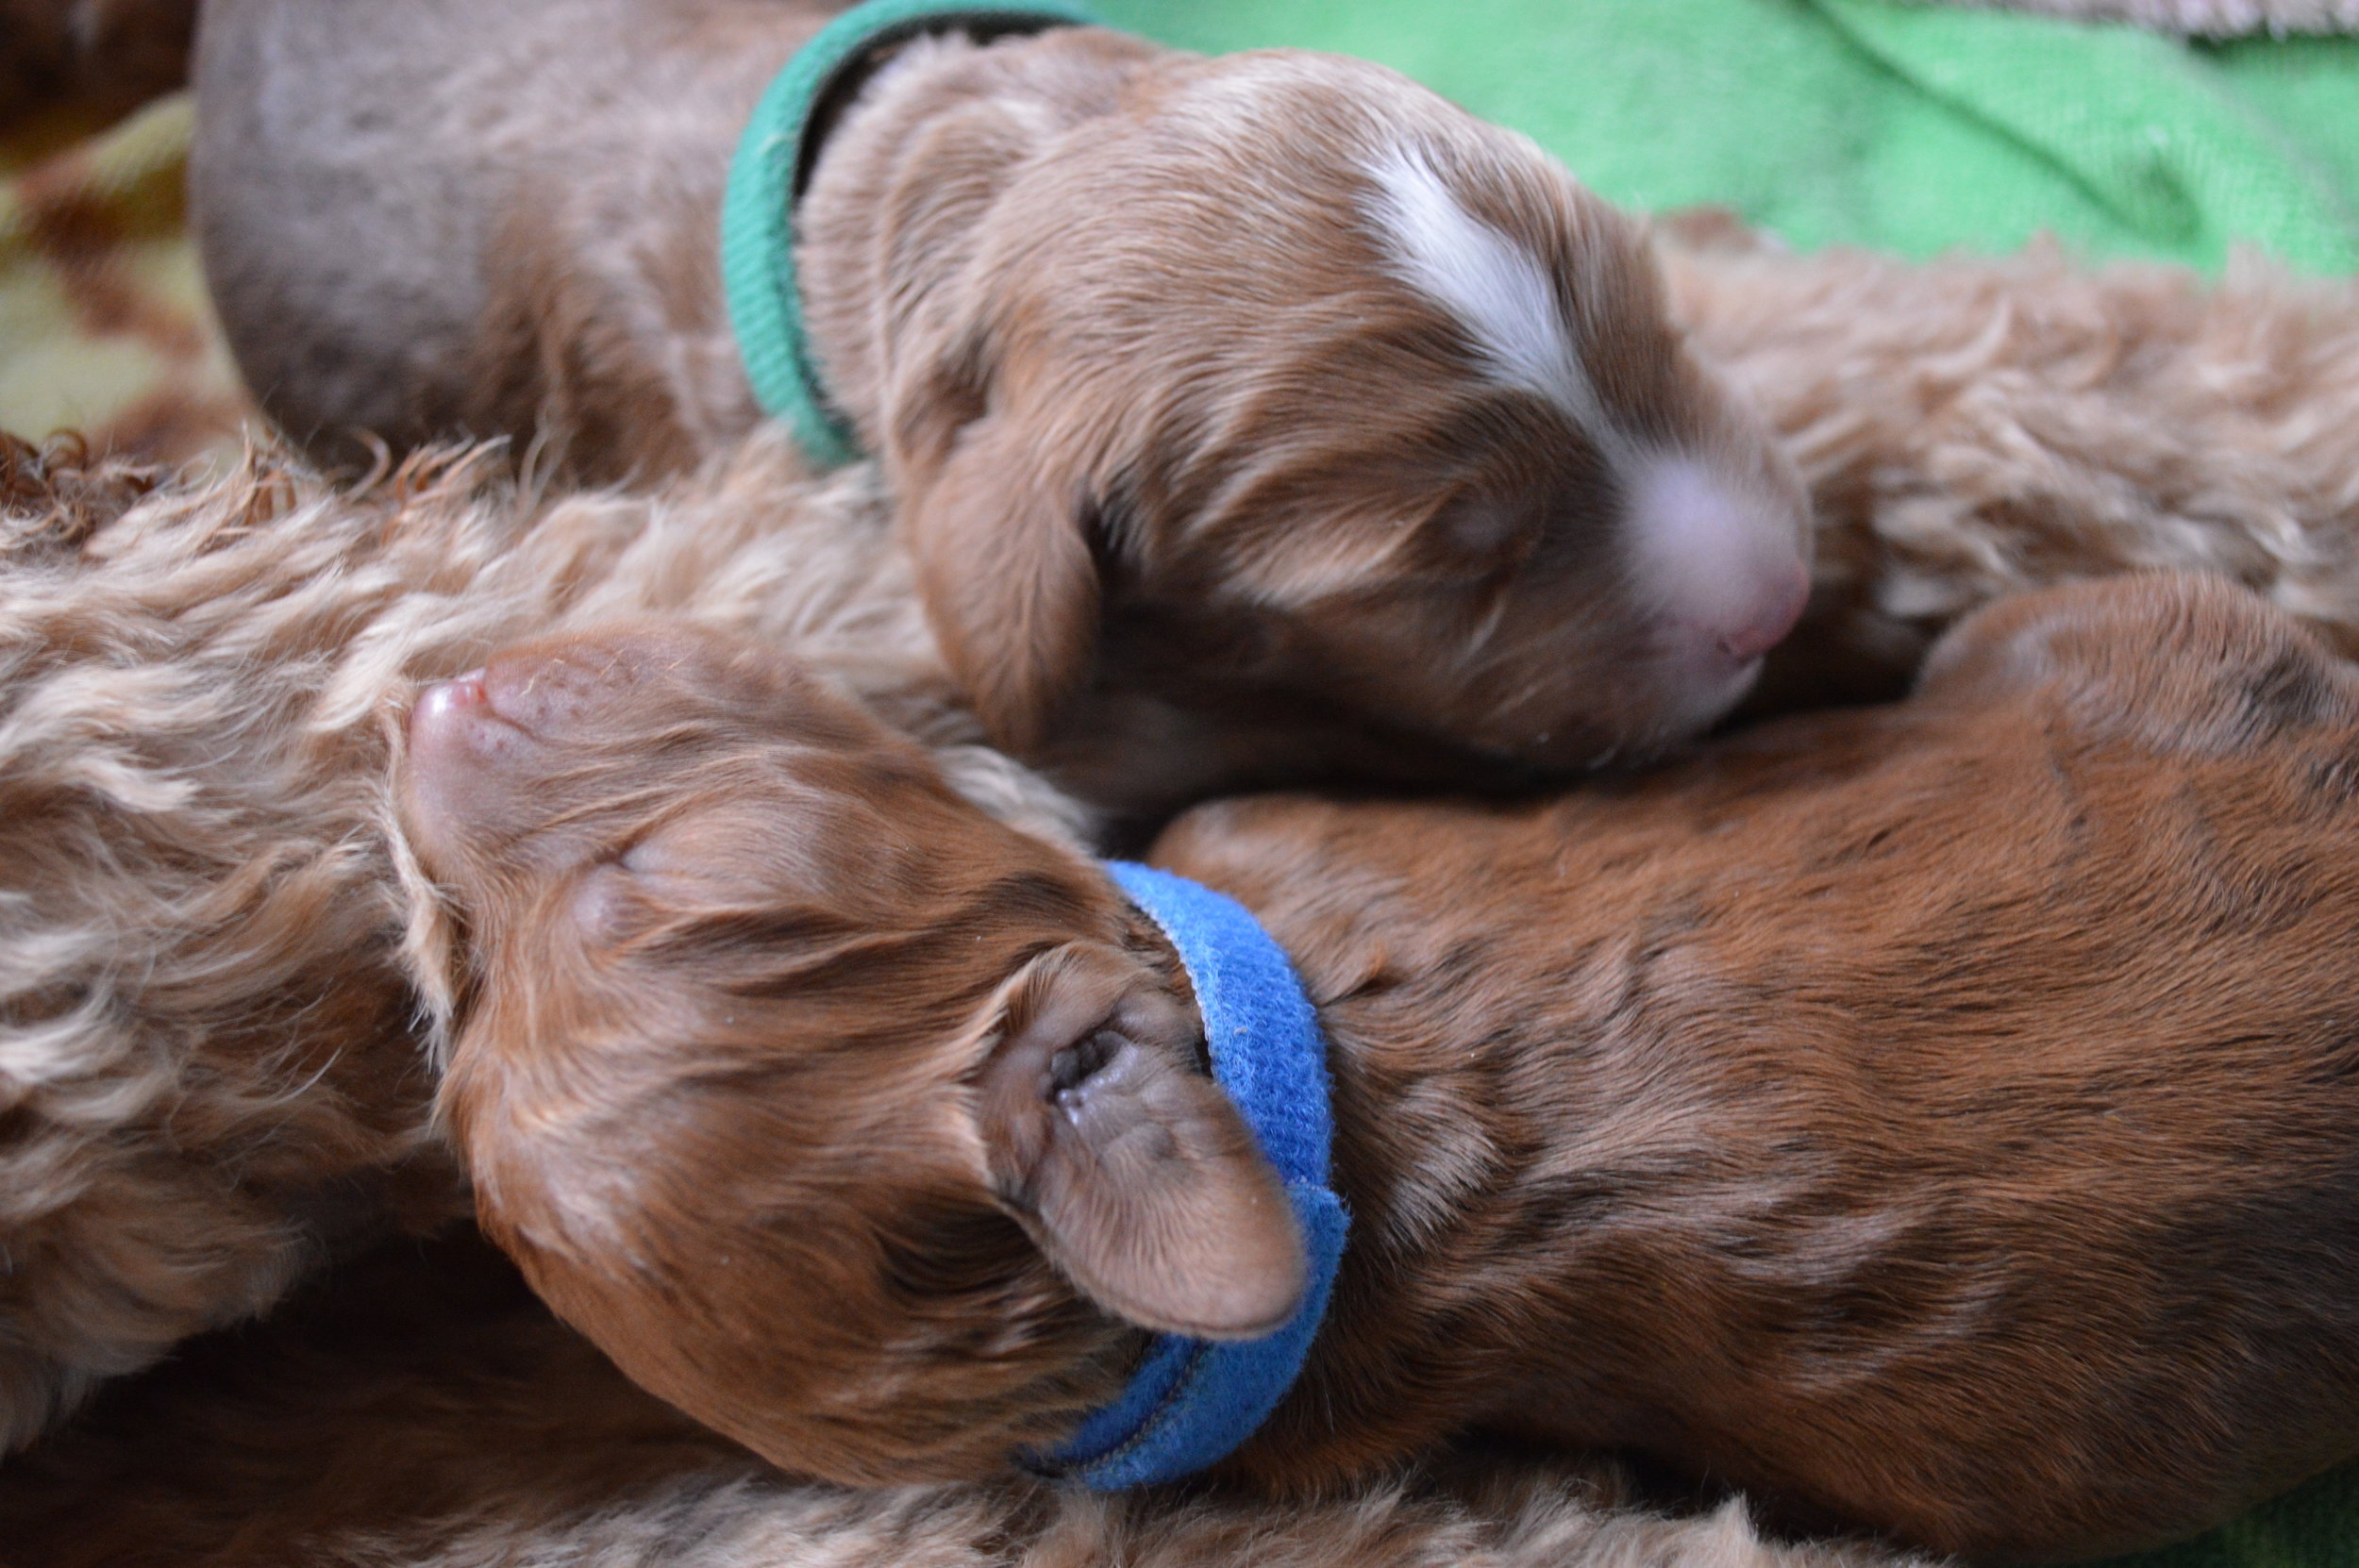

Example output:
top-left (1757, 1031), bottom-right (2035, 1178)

top-left (192, 0), bottom-right (1813, 811)
top-left (402, 574), bottom-right (2359, 1561)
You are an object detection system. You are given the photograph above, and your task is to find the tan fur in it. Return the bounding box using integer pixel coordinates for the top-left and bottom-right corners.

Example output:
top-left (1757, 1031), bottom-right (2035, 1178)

top-left (192, 0), bottom-right (1813, 811)
top-left (0, 426), bottom-right (1097, 1453)
top-left (402, 572), bottom-right (2359, 1560)
top-left (0, 1231), bottom-right (1927, 1568)
top-left (1661, 236), bottom-right (2359, 715)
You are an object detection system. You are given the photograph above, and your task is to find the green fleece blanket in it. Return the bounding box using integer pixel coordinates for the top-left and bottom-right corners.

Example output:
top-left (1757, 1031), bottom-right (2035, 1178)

top-left (1093, 0), bottom-right (2359, 274)
top-left (1086, 1), bottom-right (2359, 1562)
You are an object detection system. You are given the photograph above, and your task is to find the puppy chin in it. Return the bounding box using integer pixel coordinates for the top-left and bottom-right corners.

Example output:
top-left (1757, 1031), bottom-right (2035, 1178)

top-left (1653, 650), bottom-right (1768, 746)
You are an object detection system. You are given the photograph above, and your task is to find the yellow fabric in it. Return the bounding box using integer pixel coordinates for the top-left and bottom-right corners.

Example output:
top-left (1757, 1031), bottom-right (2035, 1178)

top-left (0, 92), bottom-right (251, 463)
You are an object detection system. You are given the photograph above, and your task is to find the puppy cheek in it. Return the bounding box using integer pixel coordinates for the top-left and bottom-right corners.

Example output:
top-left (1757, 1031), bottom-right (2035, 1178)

top-left (568, 862), bottom-right (642, 945)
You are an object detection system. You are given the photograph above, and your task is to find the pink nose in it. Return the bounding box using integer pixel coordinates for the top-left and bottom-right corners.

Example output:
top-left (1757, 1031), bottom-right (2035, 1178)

top-left (411, 668), bottom-right (489, 730)
top-left (1717, 563), bottom-right (1811, 663)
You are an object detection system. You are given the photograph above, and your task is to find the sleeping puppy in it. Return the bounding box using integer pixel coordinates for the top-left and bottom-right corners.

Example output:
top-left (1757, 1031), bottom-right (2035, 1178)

top-left (192, 0), bottom-right (1811, 809)
top-left (402, 574), bottom-right (2359, 1562)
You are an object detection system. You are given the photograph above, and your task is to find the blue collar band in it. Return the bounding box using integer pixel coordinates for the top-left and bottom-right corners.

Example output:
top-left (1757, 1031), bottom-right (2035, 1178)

top-left (1034, 860), bottom-right (1350, 1490)
top-left (718, 0), bottom-right (1103, 468)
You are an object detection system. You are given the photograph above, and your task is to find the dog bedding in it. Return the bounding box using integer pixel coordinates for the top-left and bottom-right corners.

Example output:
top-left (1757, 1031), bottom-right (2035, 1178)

top-left (1098, 0), bottom-right (2359, 276)
top-left (0, 91), bottom-right (247, 464)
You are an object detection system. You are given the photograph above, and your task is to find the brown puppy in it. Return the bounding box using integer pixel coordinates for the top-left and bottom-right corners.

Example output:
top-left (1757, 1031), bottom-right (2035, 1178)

top-left (403, 574), bottom-right (2359, 1561)
top-left (192, 0), bottom-right (1811, 806)
top-left (0, 427), bottom-right (1096, 1455)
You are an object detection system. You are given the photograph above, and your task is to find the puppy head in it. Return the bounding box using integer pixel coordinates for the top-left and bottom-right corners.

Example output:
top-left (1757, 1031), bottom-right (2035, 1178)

top-left (395, 625), bottom-right (1302, 1482)
top-left (884, 48), bottom-right (1810, 770)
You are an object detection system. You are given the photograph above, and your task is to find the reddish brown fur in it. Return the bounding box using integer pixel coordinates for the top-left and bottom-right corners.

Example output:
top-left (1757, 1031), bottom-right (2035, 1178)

top-left (0, 1230), bottom-right (1924, 1568)
top-left (0, 424), bottom-right (1100, 1453)
top-left (193, 0), bottom-right (1811, 813)
top-left (403, 626), bottom-right (1147, 1478)
top-left (402, 573), bottom-right (2359, 1560)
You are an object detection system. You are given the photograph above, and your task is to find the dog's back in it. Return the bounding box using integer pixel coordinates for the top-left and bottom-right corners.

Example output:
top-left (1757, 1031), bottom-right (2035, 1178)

top-left (192, 0), bottom-right (811, 477)
top-left (1154, 572), bottom-right (2359, 1555)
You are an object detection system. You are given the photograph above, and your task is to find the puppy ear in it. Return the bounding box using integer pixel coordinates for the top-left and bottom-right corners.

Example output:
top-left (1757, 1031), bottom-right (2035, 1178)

top-left (900, 414), bottom-right (1102, 758)
top-left (975, 948), bottom-right (1307, 1341)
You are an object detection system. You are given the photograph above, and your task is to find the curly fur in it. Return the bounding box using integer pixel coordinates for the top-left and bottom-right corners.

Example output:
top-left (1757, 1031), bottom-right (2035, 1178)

top-left (1662, 238), bottom-right (2359, 713)
top-left (0, 1231), bottom-right (1930, 1568)
top-left (15, 237), bottom-right (2359, 1531)
top-left (0, 426), bottom-right (1092, 1454)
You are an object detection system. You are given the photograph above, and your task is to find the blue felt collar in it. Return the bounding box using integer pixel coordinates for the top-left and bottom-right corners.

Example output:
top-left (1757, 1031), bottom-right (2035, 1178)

top-left (1033, 861), bottom-right (1350, 1490)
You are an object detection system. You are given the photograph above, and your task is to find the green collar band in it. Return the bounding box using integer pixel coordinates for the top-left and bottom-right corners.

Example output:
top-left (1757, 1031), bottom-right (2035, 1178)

top-left (719, 0), bottom-right (1104, 468)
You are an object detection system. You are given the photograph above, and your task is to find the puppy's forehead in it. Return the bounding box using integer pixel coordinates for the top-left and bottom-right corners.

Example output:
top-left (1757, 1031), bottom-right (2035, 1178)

top-left (1360, 142), bottom-right (1611, 444)
top-left (1146, 56), bottom-right (1665, 439)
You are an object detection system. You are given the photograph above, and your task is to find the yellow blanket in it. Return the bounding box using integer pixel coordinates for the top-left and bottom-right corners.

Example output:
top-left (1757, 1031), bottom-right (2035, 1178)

top-left (0, 91), bottom-right (250, 464)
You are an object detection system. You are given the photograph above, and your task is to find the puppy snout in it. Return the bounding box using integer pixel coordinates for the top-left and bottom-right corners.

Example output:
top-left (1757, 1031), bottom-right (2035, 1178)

top-left (1716, 559), bottom-right (1810, 663)
top-left (1624, 457), bottom-right (1810, 669)
top-left (413, 667), bottom-right (491, 729)
top-left (403, 666), bottom-right (520, 839)
top-left (408, 668), bottom-right (508, 764)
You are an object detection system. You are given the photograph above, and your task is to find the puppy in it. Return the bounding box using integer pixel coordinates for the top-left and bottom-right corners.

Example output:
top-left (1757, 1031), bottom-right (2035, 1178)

top-left (0, 434), bottom-right (1904, 1568)
top-left (405, 575), bottom-right (2359, 1561)
top-left (1656, 230), bottom-right (2359, 718)
top-left (192, 0), bottom-right (1813, 809)
top-left (0, 426), bottom-right (1093, 1453)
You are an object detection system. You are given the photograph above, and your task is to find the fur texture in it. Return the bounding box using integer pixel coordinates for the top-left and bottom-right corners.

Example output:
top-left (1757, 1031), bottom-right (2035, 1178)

top-left (403, 574), bottom-right (2359, 1560)
top-left (0, 1230), bottom-right (1928, 1568)
top-left (21, 227), bottom-right (2359, 1524)
top-left (1657, 234), bottom-right (2359, 719)
top-left (0, 426), bottom-right (1094, 1454)
top-left (191, 0), bottom-right (1813, 812)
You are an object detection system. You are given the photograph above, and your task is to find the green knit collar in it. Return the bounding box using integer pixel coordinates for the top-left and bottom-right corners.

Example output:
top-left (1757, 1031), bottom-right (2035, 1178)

top-left (719, 0), bottom-right (1103, 468)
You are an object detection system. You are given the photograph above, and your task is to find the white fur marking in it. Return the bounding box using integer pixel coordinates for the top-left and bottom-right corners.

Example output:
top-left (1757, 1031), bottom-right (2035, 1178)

top-left (1364, 146), bottom-right (1609, 438)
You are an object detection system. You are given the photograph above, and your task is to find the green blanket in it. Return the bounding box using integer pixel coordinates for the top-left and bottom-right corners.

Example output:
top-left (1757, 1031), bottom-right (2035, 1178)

top-left (1087, 1), bottom-right (2359, 1562)
top-left (1093, 0), bottom-right (2359, 274)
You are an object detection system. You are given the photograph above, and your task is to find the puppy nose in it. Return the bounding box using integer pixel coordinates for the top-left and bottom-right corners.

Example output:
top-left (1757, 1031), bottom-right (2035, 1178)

top-left (1623, 458), bottom-right (1810, 667)
top-left (1717, 562), bottom-right (1810, 662)
top-left (413, 669), bottom-right (490, 729)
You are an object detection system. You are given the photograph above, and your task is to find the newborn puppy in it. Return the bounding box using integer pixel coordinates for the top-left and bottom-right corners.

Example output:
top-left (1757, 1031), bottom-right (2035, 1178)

top-left (193, 0), bottom-right (1810, 805)
top-left (0, 425), bottom-right (1096, 1456)
top-left (404, 575), bottom-right (2359, 1562)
